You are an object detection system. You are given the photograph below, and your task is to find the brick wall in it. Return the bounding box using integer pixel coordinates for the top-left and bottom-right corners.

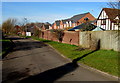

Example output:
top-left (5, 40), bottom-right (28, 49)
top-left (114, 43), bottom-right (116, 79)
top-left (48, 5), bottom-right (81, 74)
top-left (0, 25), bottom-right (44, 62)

top-left (62, 31), bottom-right (79, 45)
top-left (39, 30), bottom-right (79, 45)
top-left (39, 30), bottom-right (120, 51)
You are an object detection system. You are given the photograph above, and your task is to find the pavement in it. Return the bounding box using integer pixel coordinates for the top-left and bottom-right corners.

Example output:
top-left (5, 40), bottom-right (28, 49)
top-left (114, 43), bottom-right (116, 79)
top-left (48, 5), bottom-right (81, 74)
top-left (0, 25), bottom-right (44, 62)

top-left (2, 36), bottom-right (119, 83)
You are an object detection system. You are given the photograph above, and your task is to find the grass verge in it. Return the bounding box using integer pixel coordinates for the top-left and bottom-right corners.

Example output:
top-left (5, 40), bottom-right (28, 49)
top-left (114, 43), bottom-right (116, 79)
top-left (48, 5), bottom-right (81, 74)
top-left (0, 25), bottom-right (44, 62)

top-left (0, 39), bottom-right (14, 58)
top-left (32, 37), bottom-right (119, 77)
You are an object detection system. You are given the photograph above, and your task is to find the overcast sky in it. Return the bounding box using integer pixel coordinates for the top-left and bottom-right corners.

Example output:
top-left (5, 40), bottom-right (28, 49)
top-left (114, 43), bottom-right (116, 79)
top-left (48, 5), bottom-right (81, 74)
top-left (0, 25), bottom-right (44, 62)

top-left (1, 1), bottom-right (110, 24)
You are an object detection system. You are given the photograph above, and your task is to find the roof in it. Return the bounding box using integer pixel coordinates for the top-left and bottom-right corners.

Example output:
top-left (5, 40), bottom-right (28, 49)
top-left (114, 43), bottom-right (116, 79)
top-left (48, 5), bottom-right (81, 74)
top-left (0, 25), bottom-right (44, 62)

top-left (68, 22), bottom-right (97, 31)
top-left (70, 12), bottom-right (89, 22)
top-left (15, 25), bottom-right (20, 28)
top-left (92, 26), bottom-right (105, 31)
top-left (98, 8), bottom-right (120, 22)
top-left (61, 19), bottom-right (68, 24)
top-left (90, 19), bottom-right (97, 24)
top-left (35, 23), bottom-right (44, 28)
top-left (55, 20), bottom-right (61, 26)
top-left (43, 24), bottom-right (49, 29)
top-left (61, 19), bottom-right (72, 24)
top-left (53, 12), bottom-right (91, 25)
top-left (45, 22), bottom-right (51, 25)
top-left (57, 12), bottom-right (90, 24)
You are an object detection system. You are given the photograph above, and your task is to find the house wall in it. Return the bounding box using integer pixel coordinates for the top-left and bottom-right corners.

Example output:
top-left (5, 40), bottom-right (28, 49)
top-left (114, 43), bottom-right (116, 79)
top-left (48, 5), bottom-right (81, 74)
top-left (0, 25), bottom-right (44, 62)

top-left (72, 23), bottom-right (76, 27)
top-left (69, 21), bottom-right (72, 27)
top-left (60, 21), bottom-right (64, 29)
top-left (77, 13), bottom-right (96, 25)
top-left (113, 23), bottom-right (119, 30)
top-left (66, 21), bottom-right (69, 27)
top-left (111, 22), bottom-right (119, 30)
top-left (53, 23), bottom-right (60, 29)
top-left (99, 10), bottom-right (108, 19)
top-left (49, 26), bottom-right (53, 29)
top-left (107, 19), bottom-right (111, 30)
top-left (112, 23), bottom-right (114, 30)
top-left (53, 23), bottom-right (57, 29)
top-left (22, 31), bottom-right (25, 36)
top-left (79, 30), bottom-right (120, 51)
top-left (97, 10), bottom-right (110, 30)
top-left (26, 32), bottom-right (31, 36)
top-left (57, 26), bottom-right (60, 29)
top-left (42, 25), bottom-right (46, 30)
top-left (97, 10), bottom-right (119, 30)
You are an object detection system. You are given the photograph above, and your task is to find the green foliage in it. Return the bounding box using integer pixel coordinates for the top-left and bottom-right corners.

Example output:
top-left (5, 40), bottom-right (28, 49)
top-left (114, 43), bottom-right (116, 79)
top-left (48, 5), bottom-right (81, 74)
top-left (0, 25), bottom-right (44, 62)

top-left (32, 37), bottom-right (51, 42)
top-left (25, 36), bottom-right (32, 38)
top-left (79, 50), bottom-right (118, 76)
top-left (81, 22), bottom-right (96, 31)
top-left (1, 39), bottom-right (13, 56)
top-left (0, 24), bottom-right (2, 30)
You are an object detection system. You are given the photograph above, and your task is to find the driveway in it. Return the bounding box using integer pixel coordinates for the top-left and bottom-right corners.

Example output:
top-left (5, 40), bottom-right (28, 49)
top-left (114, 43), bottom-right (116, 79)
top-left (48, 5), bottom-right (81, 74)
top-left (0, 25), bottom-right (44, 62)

top-left (2, 36), bottom-right (118, 83)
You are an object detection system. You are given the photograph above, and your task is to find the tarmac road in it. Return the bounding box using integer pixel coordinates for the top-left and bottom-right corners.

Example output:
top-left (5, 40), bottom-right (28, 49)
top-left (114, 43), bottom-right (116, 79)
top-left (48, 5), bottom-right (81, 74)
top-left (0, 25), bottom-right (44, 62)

top-left (2, 36), bottom-right (118, 83)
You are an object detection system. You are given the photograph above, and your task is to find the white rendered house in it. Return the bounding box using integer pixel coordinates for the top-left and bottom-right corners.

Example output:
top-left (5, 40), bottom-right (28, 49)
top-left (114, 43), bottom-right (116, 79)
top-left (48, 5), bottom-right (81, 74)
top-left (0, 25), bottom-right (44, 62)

top-left (97, 8), bottom-right (120, 30)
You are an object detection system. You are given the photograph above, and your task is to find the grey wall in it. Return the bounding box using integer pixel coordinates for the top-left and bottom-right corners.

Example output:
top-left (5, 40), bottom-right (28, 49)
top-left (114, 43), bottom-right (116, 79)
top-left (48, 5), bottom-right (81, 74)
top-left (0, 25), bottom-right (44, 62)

top-left (79, 30), bottom-right (120, 51)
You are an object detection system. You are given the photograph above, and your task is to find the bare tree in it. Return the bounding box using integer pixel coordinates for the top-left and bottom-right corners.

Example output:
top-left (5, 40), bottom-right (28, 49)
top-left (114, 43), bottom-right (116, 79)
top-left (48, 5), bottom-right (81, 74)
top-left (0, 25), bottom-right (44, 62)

top-left (107, 0), bottom-right (120, 9)
top-left (2, 18), bottom-right (17, 34)
top-left (0, 24), bottom-right (2, 30)
top-left (17, 18), bottom-right (29, 33)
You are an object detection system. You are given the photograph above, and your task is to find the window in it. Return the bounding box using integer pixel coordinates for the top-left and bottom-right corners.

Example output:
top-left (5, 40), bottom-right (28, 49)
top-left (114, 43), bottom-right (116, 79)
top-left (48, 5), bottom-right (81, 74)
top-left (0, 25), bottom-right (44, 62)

top-left (114, 20), bottom-right (119, 25)
top-left (101, 19), bottom-right (106, 25)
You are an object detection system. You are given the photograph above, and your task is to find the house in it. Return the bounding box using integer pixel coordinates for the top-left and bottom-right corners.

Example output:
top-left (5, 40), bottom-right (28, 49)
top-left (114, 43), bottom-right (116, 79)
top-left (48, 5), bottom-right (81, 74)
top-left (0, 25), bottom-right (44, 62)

top-left (70, 12), bottom-right (96, 26)
top-left (60, 20), bottom-right (67, 29)
top-left (53, 20), bottom-right (61, 29)
top-left (25, 22), bottom-right (51, 36)
top-left (59, 19), bottom-right (73, 29)
top-left (25, 23), bottom-right (44, 36)
top-left (68, 22), bottom-right (97, 31)
top-left (42, 24), bottom-right (51, 30)
top-left (14, 25), bottom-right (21, 35)
top-left (97, 8), bottom-right (120, 30)
top-left (49, 25), bottom-right (53, 30)
top-left (43, 22), bottom-right (52, 30)
top-left (52, 12), bottom-right (96, 30)
top-left (49, 23), bottom-right (54, 29)
top-left (39, 22), bottom-right (52, 30)
top-left (14, 25), bottom-right (26, 36)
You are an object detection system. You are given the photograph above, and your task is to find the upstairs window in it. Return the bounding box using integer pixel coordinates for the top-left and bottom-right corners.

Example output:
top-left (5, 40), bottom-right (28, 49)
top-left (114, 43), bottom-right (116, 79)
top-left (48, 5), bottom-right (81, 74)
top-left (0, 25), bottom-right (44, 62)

top-left (101, 19), bottom-right (106, 25)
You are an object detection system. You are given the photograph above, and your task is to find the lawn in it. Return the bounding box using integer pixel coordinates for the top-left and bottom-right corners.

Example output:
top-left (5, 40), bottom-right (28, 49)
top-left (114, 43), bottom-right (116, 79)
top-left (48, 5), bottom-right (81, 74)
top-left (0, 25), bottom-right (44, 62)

top-left (1, 39), bottom-right (14, 58)
top-left (32, 37), bottom-right (119, 77)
